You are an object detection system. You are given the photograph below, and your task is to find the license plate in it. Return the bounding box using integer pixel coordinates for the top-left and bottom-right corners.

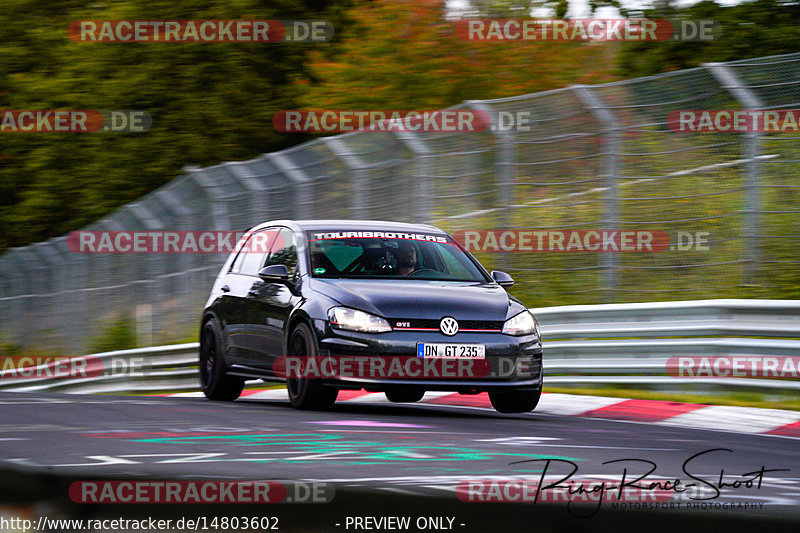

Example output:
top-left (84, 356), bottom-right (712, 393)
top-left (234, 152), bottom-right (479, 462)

top-left (416, 343), bottom-right (485, 359)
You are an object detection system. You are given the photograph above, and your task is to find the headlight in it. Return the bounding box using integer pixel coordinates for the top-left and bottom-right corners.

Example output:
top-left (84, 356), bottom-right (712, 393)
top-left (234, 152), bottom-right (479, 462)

top-left (502, 310), bottom-right (539, 337)
top-left (328, 307), bottom-right (392, 333)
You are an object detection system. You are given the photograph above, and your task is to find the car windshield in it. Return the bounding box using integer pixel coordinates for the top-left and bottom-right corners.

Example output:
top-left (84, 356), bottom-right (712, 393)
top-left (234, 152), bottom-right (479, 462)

top-left (306, 231), bottom-right (488, 282)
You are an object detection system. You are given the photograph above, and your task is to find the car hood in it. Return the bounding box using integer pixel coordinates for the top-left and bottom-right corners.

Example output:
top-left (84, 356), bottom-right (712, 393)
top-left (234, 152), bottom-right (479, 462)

top-left (309, 279), bottom-right (521, 321)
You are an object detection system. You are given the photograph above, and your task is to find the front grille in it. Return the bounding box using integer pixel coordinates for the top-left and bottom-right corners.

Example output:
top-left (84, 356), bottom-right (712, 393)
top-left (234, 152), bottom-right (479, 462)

top-left (390, 318), bottom-right (503, 331)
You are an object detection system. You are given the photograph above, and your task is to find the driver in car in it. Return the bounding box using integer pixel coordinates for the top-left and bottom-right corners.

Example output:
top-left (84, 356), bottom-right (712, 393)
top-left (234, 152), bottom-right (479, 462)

top-left (395, 240), bottom-right (418, 276)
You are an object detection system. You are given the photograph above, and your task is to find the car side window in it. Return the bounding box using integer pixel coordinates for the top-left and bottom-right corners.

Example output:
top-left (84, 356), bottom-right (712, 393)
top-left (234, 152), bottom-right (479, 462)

top-left (229, 234), bottom-right (251, 273)
top-left (230, 228), bottom-right (278, 276)
top-left (264, 228), bottom-right (298, 280)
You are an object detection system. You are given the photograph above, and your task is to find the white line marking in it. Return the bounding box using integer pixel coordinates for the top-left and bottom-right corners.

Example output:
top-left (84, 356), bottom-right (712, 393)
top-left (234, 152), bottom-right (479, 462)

top-left (657, 405), bottom-right (800, 433)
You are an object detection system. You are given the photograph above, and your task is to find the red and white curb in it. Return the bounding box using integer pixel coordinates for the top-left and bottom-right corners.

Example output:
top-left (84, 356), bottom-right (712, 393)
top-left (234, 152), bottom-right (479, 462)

top-left (166, 389), bottom-right (800, 439)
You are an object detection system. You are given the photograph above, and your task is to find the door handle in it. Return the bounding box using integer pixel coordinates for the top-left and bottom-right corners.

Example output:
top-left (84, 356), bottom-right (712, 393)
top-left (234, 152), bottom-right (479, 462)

top-left (220, 285), bottom-right (231, 293)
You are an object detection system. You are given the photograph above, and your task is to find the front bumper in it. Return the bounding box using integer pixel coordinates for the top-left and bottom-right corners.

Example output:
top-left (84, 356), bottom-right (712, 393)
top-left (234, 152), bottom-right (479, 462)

top-left (310, 319), bottom-right (543, 392)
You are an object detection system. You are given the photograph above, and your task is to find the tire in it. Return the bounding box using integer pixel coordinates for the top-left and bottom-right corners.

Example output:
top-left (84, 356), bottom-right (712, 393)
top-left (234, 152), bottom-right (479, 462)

top-left (286, 322), bottom-right (338, 410)
top-left (385, 389), bottom-right (425, 403)
top-left (488, 388), bottom-right (541, 413)
top-left (199, 319), bottom-right (244, 401)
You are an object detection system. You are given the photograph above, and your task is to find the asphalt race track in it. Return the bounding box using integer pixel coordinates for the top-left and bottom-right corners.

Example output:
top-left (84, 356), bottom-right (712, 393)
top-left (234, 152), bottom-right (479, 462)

top-left (0, 391), bottom-right (798, 532)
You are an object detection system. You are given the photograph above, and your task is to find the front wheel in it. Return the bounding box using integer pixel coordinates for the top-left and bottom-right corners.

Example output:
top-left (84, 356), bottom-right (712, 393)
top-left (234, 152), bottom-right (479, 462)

top-left (286, 323), bottom-right (338, 410)
top-left (199, 319), bottom-right (244, 401)
top-left (488, 388), bottom-right (541, 413)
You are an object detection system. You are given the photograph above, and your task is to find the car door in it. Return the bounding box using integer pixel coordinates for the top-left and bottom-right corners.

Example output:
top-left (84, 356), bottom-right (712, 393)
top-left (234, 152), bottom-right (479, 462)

top-left (243, 227), bottom-right (300, 374)
top-left (221, 228), bottom-right (275, 366)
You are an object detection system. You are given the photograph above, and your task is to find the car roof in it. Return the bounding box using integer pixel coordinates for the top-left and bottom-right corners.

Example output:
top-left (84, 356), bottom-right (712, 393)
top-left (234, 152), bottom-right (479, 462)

top-left (252, 219), bottom-right (447, 234)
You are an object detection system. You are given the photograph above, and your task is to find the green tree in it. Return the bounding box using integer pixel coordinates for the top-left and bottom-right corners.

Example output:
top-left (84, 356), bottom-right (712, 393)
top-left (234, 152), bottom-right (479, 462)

top-left (300, 0), bottom-right (617, 111)
top-left (0, 0), bottom-right (352, 252)
top-left (618, 0), bottom-right (800, 77)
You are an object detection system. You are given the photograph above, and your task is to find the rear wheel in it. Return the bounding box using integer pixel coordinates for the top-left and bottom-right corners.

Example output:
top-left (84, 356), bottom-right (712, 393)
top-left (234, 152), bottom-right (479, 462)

top-left (488, 388), bottom-right (541, 413)
top-left (286, 323), bottom-right (338, 410)
top-left (385, 389), bottom-right (425, 403)
top-left (199, 319), bottom-right (244, 401)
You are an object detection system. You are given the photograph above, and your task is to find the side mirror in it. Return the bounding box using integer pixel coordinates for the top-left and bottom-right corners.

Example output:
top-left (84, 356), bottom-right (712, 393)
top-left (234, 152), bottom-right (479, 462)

top-left (258, 264), bottom-right (301, 295)
top-left (258, 264), bottom-right (289, 282)
top-left (491, 270), bottom-right (514, 288)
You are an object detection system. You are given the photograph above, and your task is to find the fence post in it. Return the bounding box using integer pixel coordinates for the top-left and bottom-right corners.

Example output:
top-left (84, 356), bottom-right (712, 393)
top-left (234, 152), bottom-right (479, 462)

top-left (465, 101), bottom-right (514, 270)
top-left (322, 137), bottom-right (368, 219)
top-left (572, 85), bottom-right (620, 301)
top-left (153, 187), bottom-right (195, 304)
top-left (88, 216), bottom-right (128, 352)
top-left (268, 153), bottom-right (312, 219)
top-left (0, 263), bottom-right (7, 343)
top-left (0, 259), bottom-right (24, 347)
top-left (4, 248), bottom-right (37, 348)
top-left (183, 165), bottom-right (229, 230)
top-left (127, 203), bottom-right (165, 346)
top-left (465, 101), bottom-right (513, 224)
top-left (392, 129), bottom-right (434, 224)
top-left (53, 235), bottom-right (88, 354)
top-left (32, 241), bottom-right (65, 349)
top-left (705, 62), bottom-right (765, 285)
top-left (225, 160), bottom-right (272, 229)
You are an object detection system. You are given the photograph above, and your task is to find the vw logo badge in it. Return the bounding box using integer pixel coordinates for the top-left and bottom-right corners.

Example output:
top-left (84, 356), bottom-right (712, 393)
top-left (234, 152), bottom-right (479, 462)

top-left (439, 317), bottom-right (459, 336)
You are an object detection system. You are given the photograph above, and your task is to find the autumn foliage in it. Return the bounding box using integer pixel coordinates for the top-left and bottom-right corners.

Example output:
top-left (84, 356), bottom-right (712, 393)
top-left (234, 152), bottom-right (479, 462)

top-left (300, 0), bottom-right (618, 110)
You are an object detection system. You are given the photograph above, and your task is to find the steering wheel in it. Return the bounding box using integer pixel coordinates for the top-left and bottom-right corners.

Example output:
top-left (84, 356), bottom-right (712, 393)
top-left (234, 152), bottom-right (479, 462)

top-left (371, 251), bottom-right (398, 273)
top-left (407, 268), bottom-right (438, 278)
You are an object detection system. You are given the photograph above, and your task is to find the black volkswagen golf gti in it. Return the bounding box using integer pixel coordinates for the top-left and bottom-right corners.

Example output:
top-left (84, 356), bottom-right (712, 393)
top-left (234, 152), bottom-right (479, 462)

top-left (199, 220), bottom-right (543, 413)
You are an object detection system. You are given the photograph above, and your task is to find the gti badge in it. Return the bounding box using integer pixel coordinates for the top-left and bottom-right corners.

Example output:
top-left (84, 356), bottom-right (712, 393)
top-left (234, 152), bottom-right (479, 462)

top-left (439, 316), bottom-right (459, 336)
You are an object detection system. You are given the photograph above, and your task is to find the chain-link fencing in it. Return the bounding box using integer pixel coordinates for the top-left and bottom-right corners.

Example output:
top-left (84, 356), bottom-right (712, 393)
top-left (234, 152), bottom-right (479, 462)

top-left (1, 53), bottom-right (798, 354)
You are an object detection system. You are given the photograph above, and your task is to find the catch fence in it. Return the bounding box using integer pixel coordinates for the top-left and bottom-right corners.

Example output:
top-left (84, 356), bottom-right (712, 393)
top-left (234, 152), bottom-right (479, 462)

top-left (1, 53), bottom-right (798, 353)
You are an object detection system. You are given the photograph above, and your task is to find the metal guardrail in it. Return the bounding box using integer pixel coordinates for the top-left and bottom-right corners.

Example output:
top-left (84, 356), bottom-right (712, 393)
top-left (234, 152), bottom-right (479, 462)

top-left (0, 343), bottom-right (199, 394)
top-left (534, 299), bottom-right (800, 339)
top-left (538, 299), bottom-right (800, 391)
top-left (1, 299), bottom-right (798, 394)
